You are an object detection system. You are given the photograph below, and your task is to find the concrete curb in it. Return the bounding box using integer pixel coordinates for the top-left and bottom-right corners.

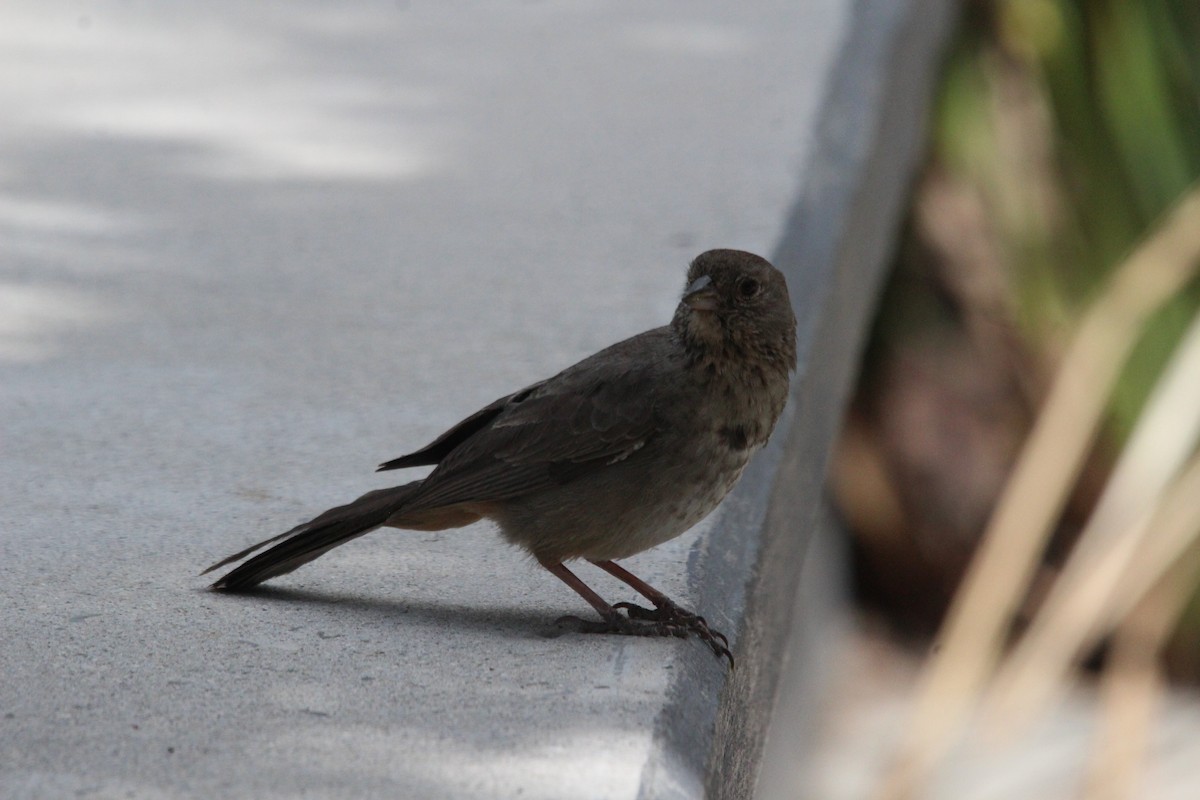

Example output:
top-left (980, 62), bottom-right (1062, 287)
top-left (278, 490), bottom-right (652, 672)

top-left (638, 1), bottom-right (958, 796)
top-left (2, 4), bottom-right (955, 797)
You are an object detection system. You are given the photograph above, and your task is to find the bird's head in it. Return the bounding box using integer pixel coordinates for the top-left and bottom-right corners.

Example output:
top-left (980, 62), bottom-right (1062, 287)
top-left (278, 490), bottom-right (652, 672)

top-left (673, 249), bottom-right (797, 374)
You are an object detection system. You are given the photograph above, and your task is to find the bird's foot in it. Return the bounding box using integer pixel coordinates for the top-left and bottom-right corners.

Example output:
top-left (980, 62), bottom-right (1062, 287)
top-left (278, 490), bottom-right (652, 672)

top-left (613, 599), bottom-right (733, 668)
top-left (569, 598), bottom-right (733, 668)
top-left (555, 613), bottom-right (689, 643)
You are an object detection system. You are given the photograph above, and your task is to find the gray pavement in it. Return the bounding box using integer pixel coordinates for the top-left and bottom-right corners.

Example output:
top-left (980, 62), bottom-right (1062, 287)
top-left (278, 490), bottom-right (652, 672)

top-left (2, 1), bottom-right (961, 796)
top-left (2, 3), bottom-right (847, 798)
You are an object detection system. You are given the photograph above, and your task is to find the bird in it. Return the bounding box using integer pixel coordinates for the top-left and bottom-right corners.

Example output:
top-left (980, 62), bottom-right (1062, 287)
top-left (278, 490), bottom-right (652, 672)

top-left (203, 249), bottom-right (797, 666)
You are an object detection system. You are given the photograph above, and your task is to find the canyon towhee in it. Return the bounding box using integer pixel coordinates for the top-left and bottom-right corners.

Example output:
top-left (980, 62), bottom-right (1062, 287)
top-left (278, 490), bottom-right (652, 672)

top-left (203, 249), bottom-right (797, 665)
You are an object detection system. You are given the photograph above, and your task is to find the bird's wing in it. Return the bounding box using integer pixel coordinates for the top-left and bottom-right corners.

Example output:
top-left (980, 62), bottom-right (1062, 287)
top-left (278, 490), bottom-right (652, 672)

top-left (398, 328), bottom-right (676, 511)
top-left (376, 388), bottom-right (533, 471)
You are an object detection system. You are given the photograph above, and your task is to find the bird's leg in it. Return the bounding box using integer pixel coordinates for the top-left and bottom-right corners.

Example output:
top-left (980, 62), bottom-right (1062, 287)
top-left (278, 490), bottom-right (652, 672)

top-left (591, 559), bottom-right (733, 667)
top-left (541, 561), bottom-right (689, 641)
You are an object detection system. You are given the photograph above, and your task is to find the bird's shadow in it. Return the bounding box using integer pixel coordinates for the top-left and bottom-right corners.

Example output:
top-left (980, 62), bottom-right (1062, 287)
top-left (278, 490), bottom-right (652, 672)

top-left (212, 584), bottom-right (579, 640)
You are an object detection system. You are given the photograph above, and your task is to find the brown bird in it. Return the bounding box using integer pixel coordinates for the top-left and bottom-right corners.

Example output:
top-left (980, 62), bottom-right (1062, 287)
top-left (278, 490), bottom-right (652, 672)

top-left (203, 249), bottom-right (796, 665)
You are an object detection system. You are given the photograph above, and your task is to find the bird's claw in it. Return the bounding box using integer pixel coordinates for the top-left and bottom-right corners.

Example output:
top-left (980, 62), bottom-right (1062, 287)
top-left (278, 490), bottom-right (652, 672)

top-left (554, 614), bottom-right (688, 640)
top-left (613, 601), bottom-right (730, 645)
top-left (609, 600), bottom-right (734, 668)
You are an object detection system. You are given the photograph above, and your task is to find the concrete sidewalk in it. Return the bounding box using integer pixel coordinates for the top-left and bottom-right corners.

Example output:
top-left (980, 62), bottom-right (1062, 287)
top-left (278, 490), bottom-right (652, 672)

top-left (0, 2), bottom-right (948, 797)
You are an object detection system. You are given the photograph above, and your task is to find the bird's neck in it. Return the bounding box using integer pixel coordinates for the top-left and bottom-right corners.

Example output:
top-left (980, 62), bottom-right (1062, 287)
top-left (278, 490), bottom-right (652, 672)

top-left (673, 313), bottom-right (794, 384)
top-left (672, 320), bottom-right (793, 451)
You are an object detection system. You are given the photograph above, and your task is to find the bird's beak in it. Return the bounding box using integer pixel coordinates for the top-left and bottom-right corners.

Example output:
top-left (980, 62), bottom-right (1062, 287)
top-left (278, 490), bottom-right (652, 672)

top-left (683, 275), bottom-right (718, 311)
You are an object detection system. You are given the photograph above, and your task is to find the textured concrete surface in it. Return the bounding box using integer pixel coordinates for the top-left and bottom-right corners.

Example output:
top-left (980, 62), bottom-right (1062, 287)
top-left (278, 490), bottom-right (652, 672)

top-left (2, 1), bottom-right (958, 796)
top-left (1, 3), bottom-right (849, 798)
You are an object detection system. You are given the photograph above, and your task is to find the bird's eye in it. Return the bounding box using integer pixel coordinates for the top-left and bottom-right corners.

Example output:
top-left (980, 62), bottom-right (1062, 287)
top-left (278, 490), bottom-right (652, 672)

top-left (737, 277), bottom-right (761, 299)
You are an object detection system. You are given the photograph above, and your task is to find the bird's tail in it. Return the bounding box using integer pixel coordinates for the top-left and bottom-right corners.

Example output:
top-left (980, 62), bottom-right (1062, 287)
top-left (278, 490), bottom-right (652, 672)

top-left (203, 481), bottom-right (422, 591)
